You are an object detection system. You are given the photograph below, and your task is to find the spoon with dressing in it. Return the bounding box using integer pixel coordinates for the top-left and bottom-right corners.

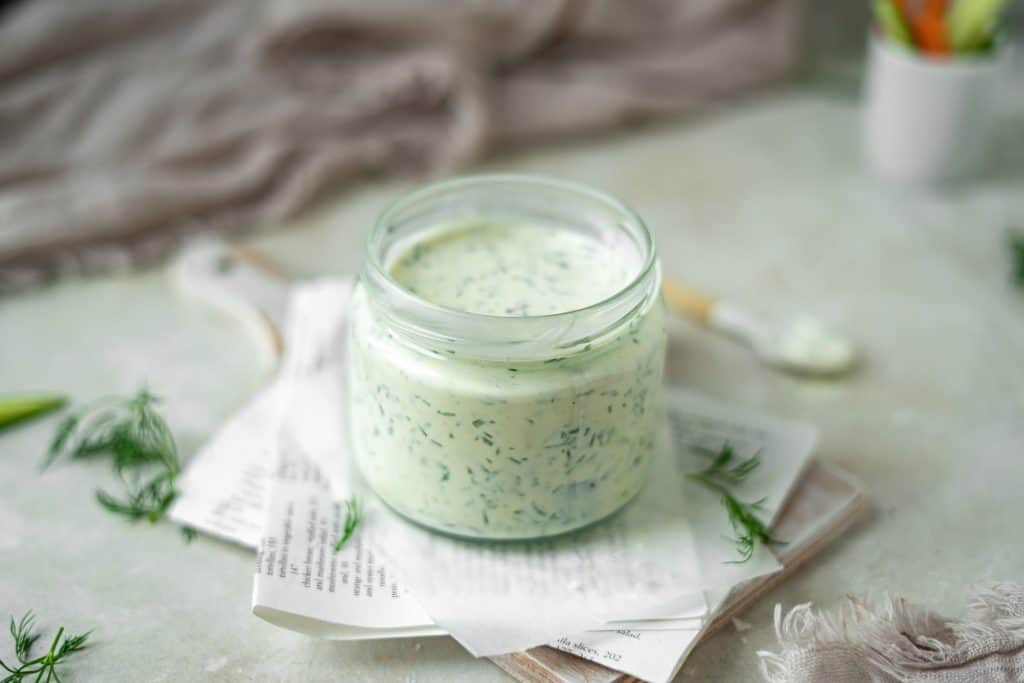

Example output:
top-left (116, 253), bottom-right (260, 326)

top-left (662, 280), bottom-right (856, 376)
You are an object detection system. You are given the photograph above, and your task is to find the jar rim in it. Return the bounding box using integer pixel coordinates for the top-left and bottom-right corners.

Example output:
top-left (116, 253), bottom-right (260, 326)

top-left (360, 173), bottom-right (660, 361)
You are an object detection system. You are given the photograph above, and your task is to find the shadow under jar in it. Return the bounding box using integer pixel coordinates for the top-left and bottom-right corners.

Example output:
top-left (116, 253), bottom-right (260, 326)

top-left (348, 174), bottom-right (667, 540)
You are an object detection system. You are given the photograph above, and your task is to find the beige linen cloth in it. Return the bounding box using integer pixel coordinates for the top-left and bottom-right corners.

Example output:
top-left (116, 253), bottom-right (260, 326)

top-left (0, 0), bottom-right (799, 290)
top-left (760, 583), bottom-right (1024, 682)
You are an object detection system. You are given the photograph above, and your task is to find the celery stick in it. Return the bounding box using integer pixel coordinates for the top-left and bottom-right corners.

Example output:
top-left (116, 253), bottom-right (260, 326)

top-left (873, 0), bottom-right (914, 47)
top-left (950, 0), bottom-right (1009, 52)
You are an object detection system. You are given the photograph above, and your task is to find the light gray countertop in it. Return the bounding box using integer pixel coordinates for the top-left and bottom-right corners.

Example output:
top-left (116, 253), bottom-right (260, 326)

top-left (2, 68), bottom-right (1023, 681)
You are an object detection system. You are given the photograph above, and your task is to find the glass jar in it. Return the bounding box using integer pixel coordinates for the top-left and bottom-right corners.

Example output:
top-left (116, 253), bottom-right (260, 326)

top-left (348, 174), bottom-right (666, 540)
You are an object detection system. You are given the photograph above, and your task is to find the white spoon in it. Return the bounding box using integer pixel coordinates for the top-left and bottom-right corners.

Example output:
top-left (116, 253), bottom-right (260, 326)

top-left (661, 280), bottom-right (856, 376)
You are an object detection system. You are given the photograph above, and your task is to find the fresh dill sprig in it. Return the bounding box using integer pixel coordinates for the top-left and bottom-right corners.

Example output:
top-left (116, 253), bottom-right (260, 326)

top-left (691, 442), bottom-right (763, 486)
top-left (44, 391), bottom-right (182, 525)
top-left (686, 442), bottom-right (784, 563)
top-left (9, 613), bottom-right (39, 665)
top-left (719, 493), bottom-right (778, 564)
top-left (1, 611), bottom-right (90, 683)
top-left (333, 497), bottom-right (362, 552)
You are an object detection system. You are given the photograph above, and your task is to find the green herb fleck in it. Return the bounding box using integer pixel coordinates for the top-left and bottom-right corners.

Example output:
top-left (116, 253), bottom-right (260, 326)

top-left (0, 610), bottom-right (91, 682)
top-left (1011, 231), bottom-right (1024, 286)
top-left (44, 390), bottom-right (182, 525)
top-left (686, 442), bottom-right (783, 563)
top-left (333, 497), bottom-right (362, 552)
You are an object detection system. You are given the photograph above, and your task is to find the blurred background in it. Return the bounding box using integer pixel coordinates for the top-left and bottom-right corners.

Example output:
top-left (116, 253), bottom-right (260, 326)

top-left (0, 0), bottom-right (1021, 289)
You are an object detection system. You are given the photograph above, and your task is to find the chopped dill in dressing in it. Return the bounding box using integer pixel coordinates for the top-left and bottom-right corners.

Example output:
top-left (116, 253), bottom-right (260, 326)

top-left (349, 219), bottom-right (667, 540)
top-left (387, 222), bottom-right (632, 316)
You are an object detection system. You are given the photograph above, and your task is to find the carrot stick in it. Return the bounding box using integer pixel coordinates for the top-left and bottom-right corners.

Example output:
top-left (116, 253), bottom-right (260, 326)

top-left (912, 10), bottom-right (950, 55)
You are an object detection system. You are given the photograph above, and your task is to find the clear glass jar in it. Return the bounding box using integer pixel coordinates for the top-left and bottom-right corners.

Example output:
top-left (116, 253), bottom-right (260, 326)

top-left (348, 174), bottom-right (666, 540)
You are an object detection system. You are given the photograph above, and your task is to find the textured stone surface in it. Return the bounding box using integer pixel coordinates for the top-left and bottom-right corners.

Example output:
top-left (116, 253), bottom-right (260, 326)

top-left (2, 62), bottom-right (1023, 681)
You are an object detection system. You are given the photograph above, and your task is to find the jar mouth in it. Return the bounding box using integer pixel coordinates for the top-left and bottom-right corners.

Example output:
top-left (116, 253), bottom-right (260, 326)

top-left (361, 173), bottom-right (659, 361)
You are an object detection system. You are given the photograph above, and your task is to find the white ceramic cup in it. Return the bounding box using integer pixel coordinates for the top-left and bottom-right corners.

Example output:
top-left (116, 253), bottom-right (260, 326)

top-left (862, 35), bottom-right (1007, 187)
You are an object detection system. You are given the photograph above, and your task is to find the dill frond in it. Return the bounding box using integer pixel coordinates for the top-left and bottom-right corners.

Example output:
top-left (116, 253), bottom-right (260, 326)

top-left (333, 497), bottom-right (362, 552)
top-left (44, 391), bottom-right (182, 525)
top-left (687, 442), bottom-right (784, 563)
top-left (0, 611), bottom-right (90, 682)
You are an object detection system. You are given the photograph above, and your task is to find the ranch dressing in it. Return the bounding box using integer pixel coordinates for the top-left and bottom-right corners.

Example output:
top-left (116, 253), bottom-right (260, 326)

top-left (349, 222), bottom-right (666, 539)
top-left (387, 223), bottom-right (631, 316)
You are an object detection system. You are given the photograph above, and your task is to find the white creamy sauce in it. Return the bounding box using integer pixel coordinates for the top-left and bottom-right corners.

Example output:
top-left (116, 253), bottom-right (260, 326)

top-left (775, 316), bottom-right (855, 374)
top-left (388, 223), bottom-right (632, 316)
top-left (349, 220), bottom-right (666, 539)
